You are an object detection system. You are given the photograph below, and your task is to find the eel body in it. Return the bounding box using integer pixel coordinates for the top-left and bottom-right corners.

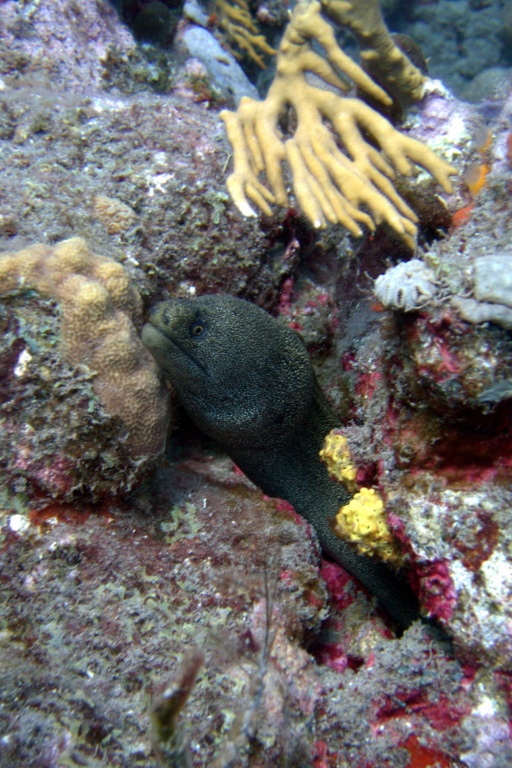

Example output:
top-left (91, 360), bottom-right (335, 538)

top-left (142, 295), bottom-right (420, 629)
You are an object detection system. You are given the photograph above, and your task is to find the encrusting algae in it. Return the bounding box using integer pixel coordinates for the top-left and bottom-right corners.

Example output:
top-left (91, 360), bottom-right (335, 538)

top-left (221, 0), bottom-right (456, 246)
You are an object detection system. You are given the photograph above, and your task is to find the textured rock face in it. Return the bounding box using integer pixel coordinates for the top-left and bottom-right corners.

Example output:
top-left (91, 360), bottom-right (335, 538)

top-left (0, 84), bottom-right (293, 311)
top-left (339, 87), bottom-right (512, 672)
top-left (179, 25), bottom-right (260, 105)
top-left (0, 238), bottom-right (171, 500)
top-left (0, 456), bottom-right (328, 768)
top-left (1, 0), bottom-right (512, 766)
top-left (0, 0), bottom-right (137, 91)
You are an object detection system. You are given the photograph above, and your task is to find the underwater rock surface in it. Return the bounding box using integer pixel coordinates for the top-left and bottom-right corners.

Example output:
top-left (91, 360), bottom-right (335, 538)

top-left (0, 0), bottom-right (512, 766)
top-left (0, 238), bottom-right (171, 502)
top-left (1, 451), bottom-right (502, 768)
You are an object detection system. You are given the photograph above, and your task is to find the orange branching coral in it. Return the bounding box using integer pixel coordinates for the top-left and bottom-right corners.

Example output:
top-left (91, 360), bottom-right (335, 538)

top-left (215, 0), bottom-right (276, 69)
top-left (221, 0), bottom-right (456, 246)
top-left (321, 0), bottom-right (427, 106)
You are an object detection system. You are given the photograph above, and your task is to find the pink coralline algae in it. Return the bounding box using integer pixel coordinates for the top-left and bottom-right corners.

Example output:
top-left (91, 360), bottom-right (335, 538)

top-left (13, 454), bottom-right (77, 500)
top-left (319, 560), bottom-right (357, 614)
top-left (401, 309), bottom-right (512, 416)
top-left (388, 515), bottom-right (458, 622)
top-left (416, 560), bottom-right (458, 623)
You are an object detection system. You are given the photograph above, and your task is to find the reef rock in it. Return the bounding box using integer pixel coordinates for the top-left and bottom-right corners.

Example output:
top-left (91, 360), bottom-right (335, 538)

top-left (0, 237), bottom-right (171, 502)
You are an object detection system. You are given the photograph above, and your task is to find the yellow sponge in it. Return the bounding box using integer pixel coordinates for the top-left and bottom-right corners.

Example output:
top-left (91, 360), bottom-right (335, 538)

top-left (319, 432), bottom-right (358, 491)
top-left (333, 487), bottom-right (403, 565)
top-left (320, 430), bottom-right (403, 564)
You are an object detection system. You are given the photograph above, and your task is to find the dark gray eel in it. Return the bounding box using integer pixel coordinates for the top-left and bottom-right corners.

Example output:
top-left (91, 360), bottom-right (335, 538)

top-left (142, 295), bottom-right (420, 630)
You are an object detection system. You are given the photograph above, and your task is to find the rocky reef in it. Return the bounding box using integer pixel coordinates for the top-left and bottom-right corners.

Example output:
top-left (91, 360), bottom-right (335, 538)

top-left (0, 237), bottom-right (171, 501)
top-left (1, 0), bottom-right (512, 766)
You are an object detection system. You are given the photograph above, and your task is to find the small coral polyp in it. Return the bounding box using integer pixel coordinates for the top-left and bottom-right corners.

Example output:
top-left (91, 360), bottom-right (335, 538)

top-left (0, 238), bottom-right (171, 501)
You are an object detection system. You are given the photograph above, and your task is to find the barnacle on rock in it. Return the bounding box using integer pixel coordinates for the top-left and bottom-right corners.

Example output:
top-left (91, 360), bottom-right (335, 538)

top-left (374, 259), bottom-right (438, 311)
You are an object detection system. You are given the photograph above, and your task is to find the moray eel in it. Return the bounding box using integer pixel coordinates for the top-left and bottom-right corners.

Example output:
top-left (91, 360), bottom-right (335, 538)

top-left (142, 295), bottom-right (420, 630)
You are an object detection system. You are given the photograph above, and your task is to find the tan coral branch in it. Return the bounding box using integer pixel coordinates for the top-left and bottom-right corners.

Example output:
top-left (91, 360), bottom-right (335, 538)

top-left (220, 0), bottom-right (456, 245)
top-left (215, 0), bottom-right (276, 69)
top-left (322, 0), bottom-right (427, 104)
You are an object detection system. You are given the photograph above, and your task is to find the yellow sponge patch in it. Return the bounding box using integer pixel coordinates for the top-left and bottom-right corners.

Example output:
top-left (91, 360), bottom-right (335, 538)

top-left (334, 487), bottom-right (403, 565)
top-left (319, 431), bottom-right (358, 490)
top-left (321, 429), bottom-right (404, 564)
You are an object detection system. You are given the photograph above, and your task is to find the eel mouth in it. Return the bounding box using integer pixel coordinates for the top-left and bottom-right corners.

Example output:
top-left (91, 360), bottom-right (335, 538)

top-left (141, 321), bottom-right (166, 353)
top-left (141, 321), bottom-right (209, 376)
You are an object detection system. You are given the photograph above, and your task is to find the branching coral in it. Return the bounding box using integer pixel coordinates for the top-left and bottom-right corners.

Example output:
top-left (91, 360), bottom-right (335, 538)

top-left (321, 0), bottom-right (427, 106)
top-left (215, 0), bottom-right (276, 69)
top-left (0, 237), bottom-right (170, 460)
top-left (221, 0), bottom-right (456, 244)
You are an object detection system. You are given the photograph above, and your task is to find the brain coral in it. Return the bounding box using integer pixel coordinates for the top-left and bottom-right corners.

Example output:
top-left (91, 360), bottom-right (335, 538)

top-left (0, 238), bottom-right (171, 501)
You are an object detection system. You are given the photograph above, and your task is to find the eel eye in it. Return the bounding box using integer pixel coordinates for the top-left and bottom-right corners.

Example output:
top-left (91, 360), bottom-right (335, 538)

top-left (190, 320), bottom-right (206, 338)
